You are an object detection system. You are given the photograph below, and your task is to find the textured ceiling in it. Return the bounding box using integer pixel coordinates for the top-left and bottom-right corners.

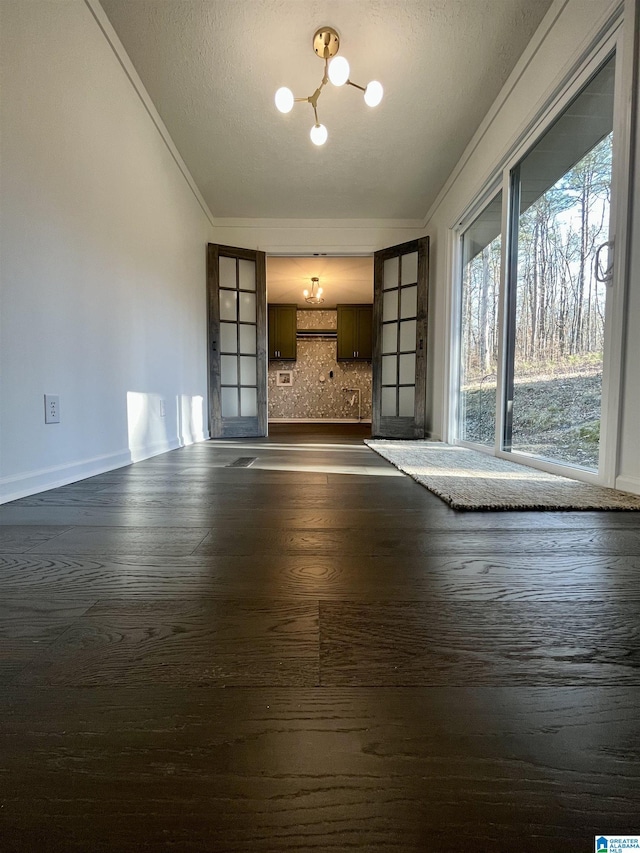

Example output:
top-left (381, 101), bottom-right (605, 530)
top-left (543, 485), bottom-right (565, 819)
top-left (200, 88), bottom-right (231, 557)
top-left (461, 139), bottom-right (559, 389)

top-left (99, 0), bottom-right (554, 221)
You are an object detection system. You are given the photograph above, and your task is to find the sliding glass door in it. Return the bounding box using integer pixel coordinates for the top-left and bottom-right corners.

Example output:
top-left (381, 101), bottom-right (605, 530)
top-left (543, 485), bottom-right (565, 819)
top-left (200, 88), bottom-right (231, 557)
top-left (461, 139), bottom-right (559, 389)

top-left (504, 55), bottom-right (615, 470)
top-left (459, 192), bottom-right (502, 446)
top-left (456, 52), bottom-right (618, 478)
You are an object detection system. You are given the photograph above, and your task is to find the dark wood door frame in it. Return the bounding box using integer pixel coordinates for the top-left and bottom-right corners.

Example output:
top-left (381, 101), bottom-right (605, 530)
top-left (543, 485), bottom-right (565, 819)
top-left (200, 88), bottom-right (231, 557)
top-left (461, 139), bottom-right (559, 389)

top-left (372, 236), bottom-right (429, 438)
top-left (207, 243), bottom-right (267, 438)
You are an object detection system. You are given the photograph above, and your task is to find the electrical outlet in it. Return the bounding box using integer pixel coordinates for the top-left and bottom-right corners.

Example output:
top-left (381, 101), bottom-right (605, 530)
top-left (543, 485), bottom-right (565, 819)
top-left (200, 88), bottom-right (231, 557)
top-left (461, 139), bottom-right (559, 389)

top-left (44, 394), bottom-right (60, 424)
top-left (159, 399), bottom-right (166, 418)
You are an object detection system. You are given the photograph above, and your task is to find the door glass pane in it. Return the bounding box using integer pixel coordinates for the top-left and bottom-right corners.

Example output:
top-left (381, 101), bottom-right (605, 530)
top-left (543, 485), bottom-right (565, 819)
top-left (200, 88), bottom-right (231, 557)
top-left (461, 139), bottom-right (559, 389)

top-left (219, 256), bottom-right (236, 289)
top-left (401, 252), bottom-right (418, 285)
top-left (240, 387), bottom-right (257, 417)
top-left (239, 292), bottom-right (256, 323)
top-left (506, 56), bottom-right (615, 471)
top-left (221, 387), bottom-right (238, 417)
top-left (381, 387), bottom-right (396, 416)
top-left (398, 386), bottom-right (415, 417)
top-left (399, 353), bottom-right (416, 384)
top-left (382, 355), bottom-right (397, 385)
top-left (239, 259), bottom-right (256, 291)
top-left (240, 356), bottom-right (257, 385)
top-left (220, 290), bottom-right (237, 321)
top-left (220, 323), bottom-right (237, 353)
top-left (221, 355), bottom-right (237, 385)
top-left (459, 192), bottom-right (502, 446)
top-left (383, 257), bottom-right (399, 289)
top-left (400, 285), bottom-right (417, 319)
top-left (399, 320), bottom-right (416, 351)
top-left (382, 324), bottom-right (397, 354)
top-left (383, 290), bottom-right (398, 321)
top-left (239, 324), bottom-right (256, 354)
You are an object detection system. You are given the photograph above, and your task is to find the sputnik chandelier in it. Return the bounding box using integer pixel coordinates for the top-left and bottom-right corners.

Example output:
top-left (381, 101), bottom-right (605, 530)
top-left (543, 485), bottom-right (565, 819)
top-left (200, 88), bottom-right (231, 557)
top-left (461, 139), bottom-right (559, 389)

top-left (304, 277), bottom-right (324, 305)
top-left (274, 27), bottom-right (383, 146)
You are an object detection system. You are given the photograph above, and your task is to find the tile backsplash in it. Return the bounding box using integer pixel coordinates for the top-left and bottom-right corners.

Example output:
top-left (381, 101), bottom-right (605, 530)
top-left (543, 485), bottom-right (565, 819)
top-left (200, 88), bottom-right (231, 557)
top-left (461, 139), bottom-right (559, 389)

top-left (268, 310), bottom-right (372, 421)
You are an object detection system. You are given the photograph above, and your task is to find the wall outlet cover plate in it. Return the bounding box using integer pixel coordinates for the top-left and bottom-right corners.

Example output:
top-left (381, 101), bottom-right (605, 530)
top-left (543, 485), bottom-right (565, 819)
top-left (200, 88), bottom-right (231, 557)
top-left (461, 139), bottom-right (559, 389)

top-left (44, 394), bottom-right (60, 424)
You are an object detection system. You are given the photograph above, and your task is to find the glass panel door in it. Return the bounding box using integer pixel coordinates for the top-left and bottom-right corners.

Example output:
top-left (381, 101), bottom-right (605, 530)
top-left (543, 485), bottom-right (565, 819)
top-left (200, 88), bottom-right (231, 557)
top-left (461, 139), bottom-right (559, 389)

top-left (459, 191), bottom-right (502, 446)
top-left (207, 244), bottom-right (267, 437)
top-left (504, 55), bottom-right (615, 470)
top-left (372, 237), bottom-right (429, 438)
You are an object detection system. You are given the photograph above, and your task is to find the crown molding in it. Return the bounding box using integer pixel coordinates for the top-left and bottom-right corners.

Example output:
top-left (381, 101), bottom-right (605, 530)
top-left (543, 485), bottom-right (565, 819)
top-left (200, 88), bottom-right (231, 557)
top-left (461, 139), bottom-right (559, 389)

top-left (423, 0), bottom-right (625, 230)
top-left (421, 0), bottom-right (572, 229)
top-left (209, 217), bottom-right (425, 230)
top-left (84, 0), bottom-right (216, 227)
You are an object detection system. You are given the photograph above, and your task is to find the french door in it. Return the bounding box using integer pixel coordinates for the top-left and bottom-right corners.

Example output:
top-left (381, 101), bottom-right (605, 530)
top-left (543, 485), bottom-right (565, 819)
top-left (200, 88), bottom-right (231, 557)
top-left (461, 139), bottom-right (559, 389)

top-left (207, 243), bottom-right (267, 438)
top-left (372, 237), bottom-right (429, 438)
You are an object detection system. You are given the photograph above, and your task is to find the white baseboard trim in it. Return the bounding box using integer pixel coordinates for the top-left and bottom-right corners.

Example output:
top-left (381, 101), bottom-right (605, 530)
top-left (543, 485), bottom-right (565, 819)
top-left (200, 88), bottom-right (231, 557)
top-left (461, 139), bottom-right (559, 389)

top-left (0, 432), bottom-right (211, 505)
top-left (0, 449), bottom-right (133, 505)
top-left (614, 475), bottom-right (640, 496)
top-left (269, 418), bottom-right (372, 424)
top-left (128, 430), bottom-right (209, 463)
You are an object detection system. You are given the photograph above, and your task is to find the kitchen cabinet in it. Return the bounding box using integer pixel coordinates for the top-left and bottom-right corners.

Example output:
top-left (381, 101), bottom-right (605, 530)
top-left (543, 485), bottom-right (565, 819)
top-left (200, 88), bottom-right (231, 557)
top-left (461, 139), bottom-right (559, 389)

top-left (337, 304), bottom-right (373, 361)
top-left (268, 304), bottom-right (297, 360)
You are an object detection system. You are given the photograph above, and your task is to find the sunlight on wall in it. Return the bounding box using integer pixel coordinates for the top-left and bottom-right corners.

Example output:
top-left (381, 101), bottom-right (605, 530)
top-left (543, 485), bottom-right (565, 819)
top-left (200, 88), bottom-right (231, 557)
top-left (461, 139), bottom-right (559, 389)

top-left (126, 391), bottom-right (170, 462)
top-left (178, 394), bottom-right (205, 445)
top-left (127, 392), bottom-right (207, 462)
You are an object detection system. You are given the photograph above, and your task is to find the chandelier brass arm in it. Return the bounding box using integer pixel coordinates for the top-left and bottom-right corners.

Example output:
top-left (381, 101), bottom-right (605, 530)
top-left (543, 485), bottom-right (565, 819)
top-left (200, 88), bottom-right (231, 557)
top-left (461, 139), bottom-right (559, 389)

top-left (274, 26), bottom-right (383, 147)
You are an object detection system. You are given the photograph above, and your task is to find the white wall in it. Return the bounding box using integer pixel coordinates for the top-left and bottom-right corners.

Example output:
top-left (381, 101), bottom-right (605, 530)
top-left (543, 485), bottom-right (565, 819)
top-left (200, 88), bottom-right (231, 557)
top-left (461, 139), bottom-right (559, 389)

top-left (210, 218), bottom-right (425, 257)
top-left (0, 0), bottom-right (212, 502)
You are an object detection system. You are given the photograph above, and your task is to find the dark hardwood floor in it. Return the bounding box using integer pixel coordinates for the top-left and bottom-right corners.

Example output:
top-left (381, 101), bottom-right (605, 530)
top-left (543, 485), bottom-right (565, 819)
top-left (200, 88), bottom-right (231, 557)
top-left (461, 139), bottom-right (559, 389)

top-left (1, 423), bottom-right (639, 851)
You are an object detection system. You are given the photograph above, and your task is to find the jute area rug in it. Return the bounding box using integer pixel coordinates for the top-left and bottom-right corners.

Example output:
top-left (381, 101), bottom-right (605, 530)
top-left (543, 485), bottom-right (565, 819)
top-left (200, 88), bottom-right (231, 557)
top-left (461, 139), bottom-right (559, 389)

top-left (365, 440), bottom-right (640, 511)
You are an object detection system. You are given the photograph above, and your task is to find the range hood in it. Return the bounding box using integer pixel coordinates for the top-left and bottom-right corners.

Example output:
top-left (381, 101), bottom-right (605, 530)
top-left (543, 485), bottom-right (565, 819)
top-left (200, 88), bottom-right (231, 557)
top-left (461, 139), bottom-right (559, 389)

top-left (296, 328), bottom-right (337, 339)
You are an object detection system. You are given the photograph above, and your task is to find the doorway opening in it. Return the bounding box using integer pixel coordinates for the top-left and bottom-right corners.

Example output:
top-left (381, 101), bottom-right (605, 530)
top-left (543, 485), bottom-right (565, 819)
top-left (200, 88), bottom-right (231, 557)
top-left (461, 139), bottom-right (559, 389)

top-left (207, 239), bottom-right (428, 441)
top-left (266, 256), bottom-right (374, 438)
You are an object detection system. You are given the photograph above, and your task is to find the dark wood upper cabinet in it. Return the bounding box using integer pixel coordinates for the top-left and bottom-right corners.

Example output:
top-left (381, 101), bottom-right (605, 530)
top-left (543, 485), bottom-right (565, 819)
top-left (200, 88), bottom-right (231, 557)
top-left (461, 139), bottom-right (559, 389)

top-left (268, 304), bottom-right (297, 360)
top-left (337, 304), bottom-right (373, 361)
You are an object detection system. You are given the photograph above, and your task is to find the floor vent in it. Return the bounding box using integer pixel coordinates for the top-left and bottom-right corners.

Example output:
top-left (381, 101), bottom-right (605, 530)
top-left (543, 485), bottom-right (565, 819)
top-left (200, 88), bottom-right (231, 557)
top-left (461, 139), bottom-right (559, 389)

top-left (226, 457), bottom-right (257, 468)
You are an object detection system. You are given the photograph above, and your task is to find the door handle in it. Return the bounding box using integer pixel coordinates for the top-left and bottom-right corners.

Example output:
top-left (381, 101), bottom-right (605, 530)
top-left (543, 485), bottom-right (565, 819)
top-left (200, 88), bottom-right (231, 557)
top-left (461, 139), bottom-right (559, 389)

top-left (595, 239), bottom-right (614, 286)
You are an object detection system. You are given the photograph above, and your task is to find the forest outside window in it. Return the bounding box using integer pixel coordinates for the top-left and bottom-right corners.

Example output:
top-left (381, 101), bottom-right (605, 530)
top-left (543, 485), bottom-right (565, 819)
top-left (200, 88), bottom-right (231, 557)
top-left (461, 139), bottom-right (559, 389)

top-left (503, 54), bottom-right (615, 471)
top-left (459, 192), bottom-right (502, 446)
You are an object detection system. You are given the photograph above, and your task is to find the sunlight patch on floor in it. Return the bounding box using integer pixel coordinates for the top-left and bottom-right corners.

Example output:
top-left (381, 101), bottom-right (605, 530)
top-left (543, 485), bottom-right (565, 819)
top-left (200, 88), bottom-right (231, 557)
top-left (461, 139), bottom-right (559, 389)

top-left (205, 441), bottom-right (372, 454)
top-left (250, 462), bottom-right (404, 476)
